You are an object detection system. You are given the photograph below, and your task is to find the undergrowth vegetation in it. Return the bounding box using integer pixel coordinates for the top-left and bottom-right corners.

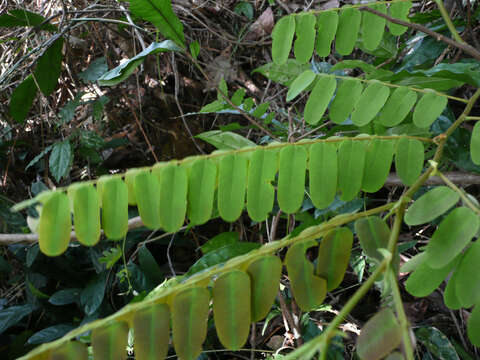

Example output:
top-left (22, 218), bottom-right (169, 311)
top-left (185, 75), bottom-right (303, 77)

top-left (1, 0), bottom-right (480, 359)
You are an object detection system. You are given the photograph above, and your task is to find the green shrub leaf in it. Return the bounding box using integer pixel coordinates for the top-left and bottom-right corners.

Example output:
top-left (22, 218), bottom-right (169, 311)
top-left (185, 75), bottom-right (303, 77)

top-left (362, 139), bottom-right (394, 193)
top-left (213, 270), bottom-right (251, 350)
top-left (309, 142), bottom-right (337, 209)
top-left (304, 75), bottom-right (337, 125)
top-left (412, 89), bottom-right (448, 128)
top-left (39, 192), bottom-right (71, 256)
top-left (395, 138), bottom-right (423, 186)
top-left (294, 13), bottom-right (316, 64)
top-left (34, 38), bottom-right (64, 96)
top-left (187, 158), bottom-right (217, 225)
top-left (329, 79), bottom-right (363, 124)
top-left (315, 11), bottom-right (338, 57)
top-left (196, 130), bottom-right (256, 150)
top-left (467, 304), bottom-right (480, 346)
top-left (218, 154), bottom-right (248, 222)
top-left (335, 7), bottom-right (361, 56)
top-left (454, 241), bottom-right (480, 308)
top-left (404, 186), bottom-right (459, 226)
top-left (99, 176), bottom-right (128, 240)
top-left (354, 216), bottom-right (390, 263)
top-left (470, 121), bottom-right (480, 165)
top-left (157, 163), bottom-right (187, 232)
top-left (272, 15), bottom-right (295, 65)
top-left (388, 1), bottom-right (412, 36)
top-left (247, 149), bottom-right (277, 222)
top-left (69, 183), bottom-right (100, 247)
top-left (424, 207), bottom-right (479, 269)
top-left (351, 81), bottom-right (390, 126)
top-left (91, 321), bottom-right (129, 360)
top-left (356, 308), bottom-right (402, 360)
top-left (278, 145), bottom-right (307, 214)
top-left (316, 227), bottom-right (353, 291)
top-left (49, 140), bottom-right (72, 183)
top-left (443, 267), bottom-right (462, 310)
top-left (172, 287), bottom-right (210, 360)
top-left (378, 87), bottom-right (417, 127)
top-left (9, 75), bottom-right (37, 123)
top-left (134, 170), bottom-right (162, 230)
top-left (361, 4), bottom-right (386, 51)
top-left (338, 140), bottom-right (367, 201)
top-left (133, 303), bottom-right (170, 360)
top-left (124, 169), bottom-right (139, 206)
top-left (285, 240), bottom-right (327, 311)
top-left (286, 69), bottom-right (316, 102)
top-left (50, 341), bottom-right (88, 360)
top-left (247, 256), bottom-right (282, 322)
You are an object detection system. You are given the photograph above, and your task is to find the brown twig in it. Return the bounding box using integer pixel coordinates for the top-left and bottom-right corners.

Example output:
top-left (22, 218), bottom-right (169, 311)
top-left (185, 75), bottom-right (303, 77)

top-left (359, 6), bottom-right (480, 61)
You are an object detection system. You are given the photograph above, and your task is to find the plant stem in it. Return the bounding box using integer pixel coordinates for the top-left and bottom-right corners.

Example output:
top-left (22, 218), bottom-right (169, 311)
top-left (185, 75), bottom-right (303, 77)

top-left (433, 0), bottom-right (466, 44)
top-left (437, 170), bottom-right (480, 215)
top-left (466, 116), bottom-right (480, 121)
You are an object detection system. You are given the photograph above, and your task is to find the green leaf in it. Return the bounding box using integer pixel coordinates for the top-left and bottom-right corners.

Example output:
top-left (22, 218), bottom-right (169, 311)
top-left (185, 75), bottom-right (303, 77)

top-left (247, 256), bottom-right (282, 322)
top-left (9, 75), bottom-right (37, 123)
top-left (187, 158), bottom-right (217, 225)
top-left (213, 270), bottom-right (251, 350)
top-left (272, 15), bottom-right (295, 65)
top-left (294, 13), bottom-right (316, 64)
top-left (315, 11), bottom-right (338, 57)
top-left (99, 247), bottom-right (122, 269)
top-left (34, 37), bottom-right (63, 96)
top-left (195, 130), bottom-right (256, 150)
top-left (467, 305), bottom-right (480, 347)
top-left (157, 163), bottom-right (187, 232)
top-left (304, 75), bottom-right (337, 125)
top-left (189, 40), bottom-right (200, 59)
top-left (362, 139), bottom-right (394, 193)
top-left (405, 254), bottom-right (457, 297)
top-left (98, 41), bottom-right (182, 86)
top-left (444, 267), bottom-right (462, 310)
top-left (99, 176), bottom-right (128, 240)
top-left (309, 142), bottom-right (337, 209)
top-left (80, 272), bottom-right (107, 315)
top-left (50, 341), bottom-right (88, 360)
top-left (124, 169), bottom-right (139, 206)
top-left (172, 287), bottom-right (210, 360)
top-left (134, 170), bottom-right (162, 230)
top-left (278, 145), bottom-right (307, 214)
top-left (404, 186), bottom-right (460, 226)
top-left (470, 122), bottom-right (480, 165)
top-left (187, 242), bottom-right (260, 276)
top-left (378, 87), bottom-right (417, 127)
top-left (285, 240), bottom-right (327, 311)
top-left (69, 183), bottom-right (101, 246)
top-left (218, 154), bottom-right (248, 222)
top-left (425, 207), bottom-right (480, 269)
top-left (413, 90), bottom-right (448, 128)
top-left (388, 1), bottom-right (412, 35)
top-left (286, 69), bottom-right (316, 102)
top-left (354, 216), bottom-right (390, 263)
top-left (395, 138), bottom-right (423, 186)
top-left (329, 79), bottom-right (363, 124)
top-left (361, 3), bottom-right (386, 51)
top-left (316, 227), bottom-right (353, 291)
top-left (138, 245), bottom-right (164, 284)
top-left (92, 321), bottom-right (129, 360)
top-left (49, 140), bottom-right (72, 183)
top-left (133, 303), bottom-right (170, 360)
top-left (79, 57), bottom-right (108, 82)
top-left (49, 288), bottom-right (81, 306)
top-left (415, 327), bottom-right (461, 360)
top-left (58, 92), bottom-right (83, 124)
top-left (0, 9), bottom-right (56, 30)
top-left (27, 324), bottom-right (75, 345)
top-left (335, 7), bottom-right (361, 56)
top-left (129, 0), bottom-right (185, 47)
top-left (247, 149), bottom-right (277, 222)
top-left (351, 81), bottom-right (390, 126)
top-left (454, 241), bottom-right (480, 308)
top-left (253, 59), bottom-right (311, 86)
top-left (0, 304), bottom-right (36, 335)
top-left (356, 308), bottom-right (402, 360)
top-left (39, 192), bottom-right (71, 256)
top-left (337, 140), bottom-right (367, 201)
top-left (201, 232), bottom-right (239, 254)
top-left (234, 2), bottom-right (254, 19)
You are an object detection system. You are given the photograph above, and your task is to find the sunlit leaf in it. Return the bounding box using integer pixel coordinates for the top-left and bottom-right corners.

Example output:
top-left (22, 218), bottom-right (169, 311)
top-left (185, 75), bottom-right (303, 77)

top-left (158, 163), bottom-right (187, 232)
top-left (69, 183), bottom-right (101, 246)
top-left (39, 192), bottom-right (71, 256)
top-left (134, 170), bottom-right (162, 230)
top-left (99, 176), bottom-right (128, 240)
top-left (187, 158), bottom-right (217, 225)
top-left (218, 154), bottom-right (248, 222)
top-left (278, 145), bottom-right (307, 214)
top-left (133, 303), bottom-right (170, 360)
top-left (91, 321), bottom-right (129, 360)
top-left (309, 142), bottom-right (337, 209)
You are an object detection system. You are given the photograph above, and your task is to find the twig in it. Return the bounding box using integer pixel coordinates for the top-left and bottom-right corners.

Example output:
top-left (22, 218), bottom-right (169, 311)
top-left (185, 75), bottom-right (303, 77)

top-left (385, 172), bottom-right (480, 186)
top-left (359, 6), bottom-right (480, 62)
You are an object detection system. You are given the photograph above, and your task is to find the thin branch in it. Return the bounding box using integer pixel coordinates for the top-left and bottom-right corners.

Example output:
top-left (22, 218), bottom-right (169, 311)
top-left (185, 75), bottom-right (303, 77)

top-left (359, 6), bottom-right (480, 62)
